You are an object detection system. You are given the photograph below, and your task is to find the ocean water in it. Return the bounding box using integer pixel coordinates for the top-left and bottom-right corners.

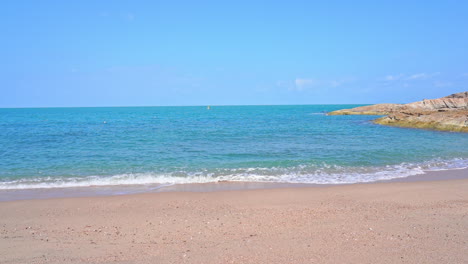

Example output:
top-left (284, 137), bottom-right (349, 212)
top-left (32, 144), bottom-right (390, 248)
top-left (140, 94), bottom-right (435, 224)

top-left (0, 105), bottom-right (467, 191)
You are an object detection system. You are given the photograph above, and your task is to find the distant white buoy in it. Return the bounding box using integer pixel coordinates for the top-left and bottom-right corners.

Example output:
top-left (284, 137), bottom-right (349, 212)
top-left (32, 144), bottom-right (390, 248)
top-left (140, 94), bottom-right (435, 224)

top-left (103, 121), bottom-right (107, 124)
top-left (207, 105), bottom-right (211, 110)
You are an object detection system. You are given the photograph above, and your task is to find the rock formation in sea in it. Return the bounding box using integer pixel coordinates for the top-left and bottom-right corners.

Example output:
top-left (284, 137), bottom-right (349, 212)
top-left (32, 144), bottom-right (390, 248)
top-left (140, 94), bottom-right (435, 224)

top-left (328, 91), bottom-right (468, 132)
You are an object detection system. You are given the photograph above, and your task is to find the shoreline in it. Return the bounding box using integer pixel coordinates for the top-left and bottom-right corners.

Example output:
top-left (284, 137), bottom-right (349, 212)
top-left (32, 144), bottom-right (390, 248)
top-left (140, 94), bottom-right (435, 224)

top-left (1, 167), bottom-right (467, 202)
top-left (1, 174), bottom-right (467, 263)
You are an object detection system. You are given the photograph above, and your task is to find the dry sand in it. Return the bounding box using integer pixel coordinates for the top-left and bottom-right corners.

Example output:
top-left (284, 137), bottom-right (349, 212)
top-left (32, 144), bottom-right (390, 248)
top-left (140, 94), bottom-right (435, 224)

top-left (1, 173), bottom-right (467, 263)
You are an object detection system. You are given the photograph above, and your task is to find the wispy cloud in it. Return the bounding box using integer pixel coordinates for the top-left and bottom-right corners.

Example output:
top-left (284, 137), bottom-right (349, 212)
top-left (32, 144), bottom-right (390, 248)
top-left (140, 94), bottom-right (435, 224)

top-left (383, 72), bottom-right (440, 82)
top-left (406, 72), bottom-right (439, 80)
top-left (434, 81), bottom-right (453, 87)
top-left (292, 78), bottom-right (319, 91)
top-left (406, 73), bottom-right (427, 80)
top-left (280, 76), bottom-right (356, 91)
top-left (329, 77), bottom-right (357, 87)
top-left (384, 74), bottom-right (404, 81)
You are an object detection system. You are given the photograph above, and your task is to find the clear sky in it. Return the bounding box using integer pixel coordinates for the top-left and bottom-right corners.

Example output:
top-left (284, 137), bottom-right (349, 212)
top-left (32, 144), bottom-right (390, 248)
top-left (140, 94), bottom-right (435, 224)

top-left (1, 0), bottom-right (467, 107)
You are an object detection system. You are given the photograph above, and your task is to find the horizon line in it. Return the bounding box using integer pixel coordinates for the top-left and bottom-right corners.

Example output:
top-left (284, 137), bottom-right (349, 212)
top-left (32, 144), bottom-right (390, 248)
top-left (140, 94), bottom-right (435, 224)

top-left (0, 103), bottom-right (377, 109)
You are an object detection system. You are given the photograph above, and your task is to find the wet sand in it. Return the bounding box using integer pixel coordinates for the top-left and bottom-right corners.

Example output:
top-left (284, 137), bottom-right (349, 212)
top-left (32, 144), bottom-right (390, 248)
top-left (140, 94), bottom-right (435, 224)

top-left (1, 168), bottom-right (467, 202)
top-left (1, 170), bottom-right (467, 263)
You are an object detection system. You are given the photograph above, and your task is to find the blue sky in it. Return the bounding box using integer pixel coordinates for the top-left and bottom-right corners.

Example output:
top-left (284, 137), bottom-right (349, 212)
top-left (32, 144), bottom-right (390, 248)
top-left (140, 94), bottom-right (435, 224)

top-left (1, 0), bottom-right (467, 107)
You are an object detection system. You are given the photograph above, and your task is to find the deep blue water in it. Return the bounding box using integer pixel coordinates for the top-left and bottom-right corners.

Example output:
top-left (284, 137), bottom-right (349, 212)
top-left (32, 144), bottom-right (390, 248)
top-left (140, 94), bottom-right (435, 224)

top-left (0, 105), bottom-right (467, 189)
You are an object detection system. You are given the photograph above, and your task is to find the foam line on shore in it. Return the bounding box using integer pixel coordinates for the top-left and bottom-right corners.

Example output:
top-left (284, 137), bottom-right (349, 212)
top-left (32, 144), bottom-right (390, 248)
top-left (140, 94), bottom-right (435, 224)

top-left (0, 158), bottom-right (466, 190)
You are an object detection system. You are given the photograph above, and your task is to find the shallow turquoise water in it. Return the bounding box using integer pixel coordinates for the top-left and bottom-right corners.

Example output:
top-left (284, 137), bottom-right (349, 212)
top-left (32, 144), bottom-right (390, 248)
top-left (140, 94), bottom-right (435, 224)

top-left (0, 105), bottom-right (467, 189)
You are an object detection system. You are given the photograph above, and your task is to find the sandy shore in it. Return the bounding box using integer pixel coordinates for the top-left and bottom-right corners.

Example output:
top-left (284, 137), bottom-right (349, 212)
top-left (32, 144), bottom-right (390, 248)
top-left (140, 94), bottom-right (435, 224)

top-left (2, 168), bottom-right (468, 202)
top-left (1, 175), bottom-right (468, 263)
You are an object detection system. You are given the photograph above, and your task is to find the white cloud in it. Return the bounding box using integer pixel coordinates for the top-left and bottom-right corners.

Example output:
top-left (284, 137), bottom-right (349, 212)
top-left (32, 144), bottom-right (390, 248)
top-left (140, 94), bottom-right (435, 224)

top-left (434, 81), bottom-right (453, 87)
top-left (293, 78), bottom-right (319, 91)
top-left (406, 72), bottom-right (439, 80)
top-left (329, 77), bottom-right (356, 87)
top-left (383, 72), bottom-right (440, 82)
top-left (407, 73), bottom-right (427, 80)
top-left (384, 74), bottom-right (404, 81)
top-left (282, 76), bottom-right (356, 91)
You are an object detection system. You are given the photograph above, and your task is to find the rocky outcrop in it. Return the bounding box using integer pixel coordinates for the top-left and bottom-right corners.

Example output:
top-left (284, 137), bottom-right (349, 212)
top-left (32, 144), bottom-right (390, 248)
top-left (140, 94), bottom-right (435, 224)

top-left (374, 110), bottom-right (468, 132)
top-left (326, 103), bottom-right (404, 115)
top-left (445, 91), bottom-right (468, 99)
top-left (405, 94), bottom-right (468, 110)
top-left (328, 92), bottom-right (468, 132)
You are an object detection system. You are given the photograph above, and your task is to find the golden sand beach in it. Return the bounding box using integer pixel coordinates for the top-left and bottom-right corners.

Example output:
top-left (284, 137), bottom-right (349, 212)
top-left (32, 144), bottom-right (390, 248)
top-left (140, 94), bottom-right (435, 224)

top-left (1, 169), bottom-right (467, 264)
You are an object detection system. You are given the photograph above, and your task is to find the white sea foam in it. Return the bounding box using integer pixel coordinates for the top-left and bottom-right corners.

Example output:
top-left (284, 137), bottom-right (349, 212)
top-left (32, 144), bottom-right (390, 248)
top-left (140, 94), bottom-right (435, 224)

top-left (0, 158), bottom-right (467, 190)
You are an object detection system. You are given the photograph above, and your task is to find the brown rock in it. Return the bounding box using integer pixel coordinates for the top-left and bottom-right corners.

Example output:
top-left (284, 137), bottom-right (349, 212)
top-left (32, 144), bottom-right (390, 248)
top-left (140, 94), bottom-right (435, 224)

top-left (444, 91), bottom-right (468, 99)
top-left (327, 91), bottom-right (468, 132)
top-left (327, 104), bottom-right (404, 116)
top-left (405, 97), bottom-right (467, 110)
top-left (375, 110), bottom-right (468, 133)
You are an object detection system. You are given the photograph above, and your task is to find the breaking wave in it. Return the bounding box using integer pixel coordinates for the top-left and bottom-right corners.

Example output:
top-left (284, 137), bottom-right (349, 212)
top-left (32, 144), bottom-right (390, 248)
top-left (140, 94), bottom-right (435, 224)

top-left (1, 158), bottom-right (467, 190)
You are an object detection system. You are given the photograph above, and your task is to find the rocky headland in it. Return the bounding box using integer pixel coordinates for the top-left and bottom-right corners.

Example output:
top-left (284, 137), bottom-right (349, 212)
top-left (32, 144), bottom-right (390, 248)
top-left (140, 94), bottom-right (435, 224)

top-left (328, 91), bottom-right (468, 132)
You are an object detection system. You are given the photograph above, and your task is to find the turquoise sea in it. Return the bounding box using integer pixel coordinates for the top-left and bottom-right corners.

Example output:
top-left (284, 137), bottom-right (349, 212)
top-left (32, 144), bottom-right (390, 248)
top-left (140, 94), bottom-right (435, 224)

top-left (0, 105), bottom-right (467, 192)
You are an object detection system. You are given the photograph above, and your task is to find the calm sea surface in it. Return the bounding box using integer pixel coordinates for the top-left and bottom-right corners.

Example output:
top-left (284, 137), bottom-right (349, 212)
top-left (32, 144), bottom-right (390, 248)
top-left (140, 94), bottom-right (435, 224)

top-left (1, 105), bottom-right (467, 190)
